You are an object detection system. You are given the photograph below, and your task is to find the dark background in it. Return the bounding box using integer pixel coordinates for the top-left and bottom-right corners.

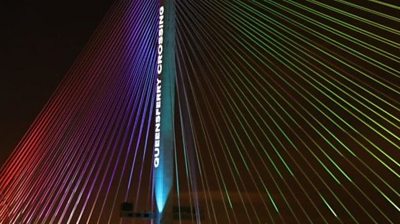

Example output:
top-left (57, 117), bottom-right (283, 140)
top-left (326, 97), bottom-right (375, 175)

top-left (0, 0), bottom-right (115, 166)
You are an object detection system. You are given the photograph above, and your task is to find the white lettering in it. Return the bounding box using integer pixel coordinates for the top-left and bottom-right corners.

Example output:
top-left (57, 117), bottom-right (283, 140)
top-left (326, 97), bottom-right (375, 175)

top-left (154, 6), bottom-right (165, 168)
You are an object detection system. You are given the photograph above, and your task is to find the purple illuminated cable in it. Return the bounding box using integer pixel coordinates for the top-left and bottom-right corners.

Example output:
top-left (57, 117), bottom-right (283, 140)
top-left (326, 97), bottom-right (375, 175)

top-left (55, 7), bottom-right (147, 222)
top-left (84, 47), bottom-right (155, 222)
top-left (74, 23), bottom-right (154, 220)
top-left (45, 59), bottom-right (133, 222)
top-left (132, 87), bottom-right (156, 208)
top-left (109, 3), bottom-right (158, 214)
top-left (76, 12), bottom-right (157, 222)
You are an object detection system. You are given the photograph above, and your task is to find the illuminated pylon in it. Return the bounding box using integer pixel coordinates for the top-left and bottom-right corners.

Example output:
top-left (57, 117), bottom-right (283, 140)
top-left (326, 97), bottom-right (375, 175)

top-left (153, 0), bottom-right (176, 223)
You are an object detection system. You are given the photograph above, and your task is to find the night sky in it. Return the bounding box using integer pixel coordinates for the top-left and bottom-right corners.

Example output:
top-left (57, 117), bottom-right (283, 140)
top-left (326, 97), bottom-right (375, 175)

top-left (0, 0), bottom-right (114, 165)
